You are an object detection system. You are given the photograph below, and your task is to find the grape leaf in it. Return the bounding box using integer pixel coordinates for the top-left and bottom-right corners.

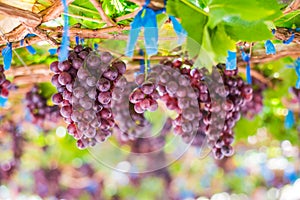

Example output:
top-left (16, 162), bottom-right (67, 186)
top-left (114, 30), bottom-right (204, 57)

top-left (210, 24), bottom-right (236, 63)
top-left (166, 0), bottom-right (208, 46)
top-left (224, 17), bottom-right (273, 42)
top-left (275, 10), bottom-right (300, 28)
top-left (207, 0), bottom-right (282, 28)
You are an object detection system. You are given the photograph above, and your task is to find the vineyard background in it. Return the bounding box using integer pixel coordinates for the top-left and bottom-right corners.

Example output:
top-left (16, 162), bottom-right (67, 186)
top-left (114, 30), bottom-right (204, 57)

top-left (0, 0), bottom-right (300, 199)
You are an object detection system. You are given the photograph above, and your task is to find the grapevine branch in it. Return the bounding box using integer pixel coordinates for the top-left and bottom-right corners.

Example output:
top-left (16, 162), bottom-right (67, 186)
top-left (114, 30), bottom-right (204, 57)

top-left (0, 2), bottom-right (41, 27)
top-left (89, 0), bottom-right (116, 26)
top-left (41, 0), bottom-right (75, 22)
top-left (275, 27), bottom-right (300, 44)
top-left (283, 0), bottom-right (300, 14)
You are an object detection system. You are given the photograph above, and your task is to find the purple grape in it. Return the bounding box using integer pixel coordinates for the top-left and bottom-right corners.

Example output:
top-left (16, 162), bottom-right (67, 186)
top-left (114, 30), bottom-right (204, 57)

top-left (78, 51), bottom-right (89, 60)
top-left (52, 93), bottom-right (63, 105)
top-left (97, 91), bottom-right (111, 105)
top-left (103, 67), bottom-right (118, 81)
top-left (129, 89), bottom-right (145, 103)
top-left (96, 78), bottom-right (111, 92)
top-left (86, 76), bottom-right (97, 87)
top-left (99, 108), bottom-right (112, 119)
top-left (101, 52), bottom-right (112, 63)
top-left (50, 61), bottom-right (60, 73)
top-left (166, 81), bottom-right (178, 94)
top-left (58, 60), bottom-right (71, 71)
top-left (113, 61), bottom-right (126, 74)
top-left (72, 58), bottom-right (83, 69)
top-left (58, 72), bottom-right (72, 85)
top-left (141, 82), bottom-right (154, 95)
top-left (60, 105), bottom-right (72, 118)
top-left (86, 54), bottom-right (101, 69)
top-left (51, 74), bottom-right (60, 87)
top-left (135, 74), bottom-right (145, 86)
top-left (73, 87), bottom-right (85, 98)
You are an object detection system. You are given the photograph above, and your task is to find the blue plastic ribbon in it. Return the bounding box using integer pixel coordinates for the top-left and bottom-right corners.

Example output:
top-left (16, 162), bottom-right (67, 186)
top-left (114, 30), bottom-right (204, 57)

top-left (295, 58), bottom-right (300, 89)
top-left (225, 50), bottom-right (237, 70)
top-left (80, 38), bottom-right (84, 44)
top-left (246, 64), bottom-right (252, 84)
top-left (285, 110), bottom-right (295, 129)
top-left (94, 43), bottom-right (98, 50)
top-left (20, 34), bottom-right (36, 54)
top-left (241, 51), bottom-right (252, 84)
top-left (283, 33), bottom-right (295, 44)
top-left (272, 29), bottom-right (276, 34)
top-left (58, 0), bottom-right (70, 62)
top-left (48, 48), bottom-right (57, 55)
top-left (0, 96), bottom-right (8, 107)
top-left (169, 16), bottom-right (187, 44)
top-left (2, 43), bottom-right (12, 70)
top-left (265, 40), bottom-right (276, 55)
top-left (75, 36), bottom-right (80, 45)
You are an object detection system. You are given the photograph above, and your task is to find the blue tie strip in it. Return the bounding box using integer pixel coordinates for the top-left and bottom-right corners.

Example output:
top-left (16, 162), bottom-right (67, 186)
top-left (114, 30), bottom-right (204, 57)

top-left (126, 0), bottom-right (187, 57)
top-left (295, 58), bottom-right (300, 89)
top-left (265, 40), bottom-right (276, 55)
top-left (94, 43), bottom-right (99, 50)
top-left (246, 64), bottom-right (252, 84)
top-left (2, 43), bottom-right (12, 70)
top-left (0, 96), bottom-right (8, 107)
top-left (58, 0), bottom-right (70, 62)
top-left (241, 51), bottom-right (252, 84)
top-left (48, 48), bottom-right (57, 55)
top-left (285, 110), bottom-right (295, 129)
top-left (283, 33), bottom-right (294, 44)
top-left (20, 34), bottom-right (37, 55)
top-left (225, 51), bottom-right (237, 70)
top-left (75, 36), bottom-right (80, 45)
top-left (169, 16), bottom-right (187, 44)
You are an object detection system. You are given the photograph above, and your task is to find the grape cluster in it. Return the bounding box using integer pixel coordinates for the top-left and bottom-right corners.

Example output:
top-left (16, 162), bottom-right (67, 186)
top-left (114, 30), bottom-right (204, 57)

top-left (50, 45), bottom-right (126, 148)
top-left (0, 121), bottom-right (23, 184)
top-left (112, 80), bottom-right (152, 140)
top-left (205, 65), bottom-right (253, 159)
top-left (0, 65), bottom-right (12, 98)
top-left (241, 77), bottom-right (266, 119)
top-left (25, 85), bottom-right (60, 126)
top-left (128, 62), bottom-right (201, 142)
top-left (136, 61), bottom-right (252, 160)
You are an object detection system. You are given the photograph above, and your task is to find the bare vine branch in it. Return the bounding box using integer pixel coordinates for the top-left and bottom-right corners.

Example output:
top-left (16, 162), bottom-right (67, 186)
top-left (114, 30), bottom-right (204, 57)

top-left (283, 0), bottom-right (300, 14)
top-left (275, 27), bottom-right (300, 44)
top-left (41, 0), bottom-right (75, 22)
top-left (89, 0), bottom-right (116, 26)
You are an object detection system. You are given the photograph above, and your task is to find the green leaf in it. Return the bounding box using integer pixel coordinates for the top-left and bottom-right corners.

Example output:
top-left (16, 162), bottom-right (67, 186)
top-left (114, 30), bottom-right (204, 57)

top-left (207, 0), bottom-right (281, 28)
top-left (210, 24), bottom-right (236, 63)
top-left (224, 17), bottom-right (273, 42)
top-left (234, 116), bottom-right (262, 140)
top-left (166, 0), bottom-right (208, 45)
top-left (275, 10), bottom-right (300, 28)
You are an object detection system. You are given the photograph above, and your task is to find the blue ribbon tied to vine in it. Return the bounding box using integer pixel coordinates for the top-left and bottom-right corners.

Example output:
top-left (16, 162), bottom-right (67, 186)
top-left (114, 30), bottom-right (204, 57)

top-left (59, 0), bottom-right (70, 62)
top-left (241, 50), bottom-right (252, 84)
top-left (126, 0), bottom-right (187, 57)
top-left (225, 50), bottom-right (237, 70)
top-left (295, 57), bottom-right (300, 89)
top-left (1, 43), bottom-right (12, 70)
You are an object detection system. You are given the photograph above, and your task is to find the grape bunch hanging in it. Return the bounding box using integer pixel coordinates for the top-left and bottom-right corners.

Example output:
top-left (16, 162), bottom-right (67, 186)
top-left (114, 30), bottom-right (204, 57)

top-left (0, 65), bottom-right (12, 98)
top-left (25, 85), bottom-right (60, 127)
top-left (50, 45), bottom-right (126, 148)
top-left (50, 45), bottom-right (253, 160)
